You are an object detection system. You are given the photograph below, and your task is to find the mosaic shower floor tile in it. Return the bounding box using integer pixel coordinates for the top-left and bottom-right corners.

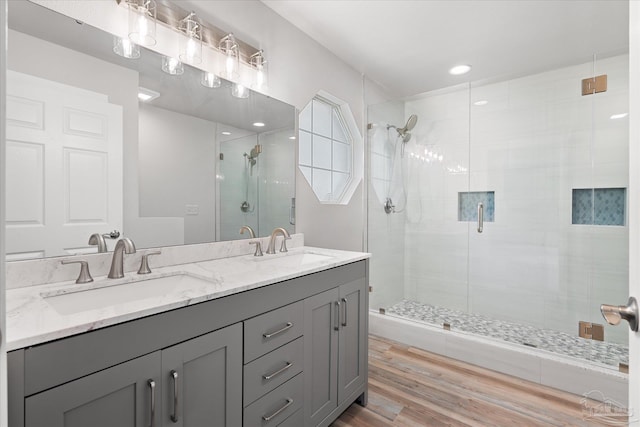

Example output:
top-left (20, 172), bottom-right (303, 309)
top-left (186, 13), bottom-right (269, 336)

top-left (386, 300), bottom-right (628, 368)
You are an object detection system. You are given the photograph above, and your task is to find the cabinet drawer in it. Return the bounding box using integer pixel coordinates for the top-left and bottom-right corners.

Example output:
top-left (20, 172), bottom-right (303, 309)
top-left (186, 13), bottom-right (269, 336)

top-left (244, 301), bottom-right (303, 363)
top-left (243, 373), bottom-right (303, 427)
top-left (278, 409), bottom-right (303, 427)
top-left (244, 337), bottom-right (303, 406)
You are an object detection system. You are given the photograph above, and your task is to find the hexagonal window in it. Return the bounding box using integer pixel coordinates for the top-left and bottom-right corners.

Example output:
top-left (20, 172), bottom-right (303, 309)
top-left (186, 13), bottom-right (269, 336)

top-left (298, 92), bottom-right (362, 204)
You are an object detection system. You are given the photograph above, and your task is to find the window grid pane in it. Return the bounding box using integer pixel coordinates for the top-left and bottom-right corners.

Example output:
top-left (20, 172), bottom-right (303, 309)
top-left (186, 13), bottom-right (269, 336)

top-left (299, 96), bottom-right (353, 202)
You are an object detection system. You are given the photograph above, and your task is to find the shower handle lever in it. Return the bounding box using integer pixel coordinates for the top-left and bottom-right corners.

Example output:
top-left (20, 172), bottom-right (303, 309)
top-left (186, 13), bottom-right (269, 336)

top-left (477, 203), bottom-right (484, 233)
top-left (600, 297), bottom-right (639, 332)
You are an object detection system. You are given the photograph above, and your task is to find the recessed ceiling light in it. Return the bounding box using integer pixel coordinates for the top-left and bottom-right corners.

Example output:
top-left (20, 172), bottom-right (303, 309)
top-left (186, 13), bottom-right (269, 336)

top-left (138, 87), bottom-right (160, 102)
top-left (289, 136), bottom-right (296, 140)
top-left (221, 131), bottom-right (232, 136)
top-left (253, 122), bottom-right (265, 127)
top-left (473, 100), bottom-right (489, 106)
top-left (610, 113), bottom-right (628, 120)
top-left (449, 64), bottom-right (471, 75)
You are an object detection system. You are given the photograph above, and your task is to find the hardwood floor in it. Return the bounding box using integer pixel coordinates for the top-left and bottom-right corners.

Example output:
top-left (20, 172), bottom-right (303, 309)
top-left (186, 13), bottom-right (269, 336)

top-left (331, 335), bottom-right (619, 426)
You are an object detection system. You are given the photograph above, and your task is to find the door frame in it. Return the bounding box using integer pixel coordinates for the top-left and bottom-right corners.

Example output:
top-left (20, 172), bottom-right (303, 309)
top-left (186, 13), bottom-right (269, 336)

top-left (1, 0), bottom-right (8, 425)
top-left (629, 1), bottom-right (639, 421)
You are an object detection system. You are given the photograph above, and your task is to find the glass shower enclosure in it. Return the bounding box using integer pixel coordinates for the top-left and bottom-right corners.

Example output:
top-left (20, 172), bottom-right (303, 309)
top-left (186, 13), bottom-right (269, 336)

top-left (368, 51), bottom-right (629, 370)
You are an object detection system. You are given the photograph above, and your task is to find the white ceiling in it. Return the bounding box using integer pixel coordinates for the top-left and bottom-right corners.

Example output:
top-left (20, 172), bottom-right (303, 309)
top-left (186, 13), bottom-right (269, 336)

top-left (261, 0), bottom-right (629, 98)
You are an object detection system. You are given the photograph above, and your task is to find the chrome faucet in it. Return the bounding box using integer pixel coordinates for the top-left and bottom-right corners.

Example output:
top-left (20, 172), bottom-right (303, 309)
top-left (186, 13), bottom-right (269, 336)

top-left (266, 228), bottom-right (291, 254)
top-left (239, 225), bottom-right (256, 239)
top-left (108, 238), bottom-right (136, 279)
top-left (88, 233), bottom-right (108, 253)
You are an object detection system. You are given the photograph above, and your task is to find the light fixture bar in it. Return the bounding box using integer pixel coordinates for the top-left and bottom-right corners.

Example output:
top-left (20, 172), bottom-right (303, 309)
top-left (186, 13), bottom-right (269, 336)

top-left (116, 0), bottom-right (260, 64)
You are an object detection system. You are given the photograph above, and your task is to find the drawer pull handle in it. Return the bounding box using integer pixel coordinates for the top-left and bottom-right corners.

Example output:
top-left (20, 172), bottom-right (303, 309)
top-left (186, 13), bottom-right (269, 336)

top-left (341, 297), bottom-right (348, 327)
top-left (148, 379), bottom-right (156, 427)
top-left (263, 322), bottom-right (293, 339)
top-left (263, 362), bottom-right (293, 381)
top-left (262, 398), bottom-right (294, 421)
top-left (170, 370), bottom-right (179, 423)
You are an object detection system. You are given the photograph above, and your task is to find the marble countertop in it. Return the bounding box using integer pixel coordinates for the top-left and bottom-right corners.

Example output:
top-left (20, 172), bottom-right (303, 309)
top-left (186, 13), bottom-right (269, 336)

top-left (6, 246), bottom-right (370, 351)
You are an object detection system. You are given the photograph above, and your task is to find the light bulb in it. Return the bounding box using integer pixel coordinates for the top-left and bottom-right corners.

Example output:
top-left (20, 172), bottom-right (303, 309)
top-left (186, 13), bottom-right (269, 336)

top-left (113, 36), bottom-right (140, 59)
top-left (161, 56), bottom-right (184, 75)
top-left (201, 72), bottom-right (221, 88)
top-left (138, 15), bottom-right (148, 39)
top-left (226, 55), bottom-right (235, 77)
top-left (232, 83), bottom-right (249, 99)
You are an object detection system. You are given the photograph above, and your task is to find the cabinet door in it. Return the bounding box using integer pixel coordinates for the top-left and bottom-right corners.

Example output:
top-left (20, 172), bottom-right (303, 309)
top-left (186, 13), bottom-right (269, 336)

top-left (161, 323), bottom-right (242, 427)
top-left (25, 352), bottom-right (160, 427)
top-left (338, 278), bottom-right (367, 404)
top-left (303, 287), bottom-right (340, 426)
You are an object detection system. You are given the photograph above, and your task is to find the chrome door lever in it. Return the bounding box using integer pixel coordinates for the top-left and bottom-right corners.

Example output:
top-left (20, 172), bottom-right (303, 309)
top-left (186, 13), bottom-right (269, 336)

top-left (600, 297), bottom-right (639, 332)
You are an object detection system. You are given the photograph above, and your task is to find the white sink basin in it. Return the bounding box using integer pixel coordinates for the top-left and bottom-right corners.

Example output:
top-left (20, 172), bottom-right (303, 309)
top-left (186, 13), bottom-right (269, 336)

top-left (253, 252), bottom-right (334, 266)
top-left (42, 272), bottom-right (212, 315)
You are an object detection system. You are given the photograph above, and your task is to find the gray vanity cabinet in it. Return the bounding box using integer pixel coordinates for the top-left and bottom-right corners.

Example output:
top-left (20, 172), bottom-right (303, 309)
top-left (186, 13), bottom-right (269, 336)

top-left (304, 277), bottom-right (367, 426)
top-left (337, 277), bottom-right (367, 404)
top-left (161, 323), bottom-right (242, 427)
top-left (303, 287), bottom-right (340, 426)
top-left (24, 352), bottom-right (160, 427)
top-left (9, 260), bottom-right (369, 427)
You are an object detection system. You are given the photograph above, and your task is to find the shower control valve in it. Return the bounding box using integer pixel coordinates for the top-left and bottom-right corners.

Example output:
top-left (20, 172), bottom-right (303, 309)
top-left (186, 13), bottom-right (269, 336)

top-left (384, 198), bottom-right (395, 214)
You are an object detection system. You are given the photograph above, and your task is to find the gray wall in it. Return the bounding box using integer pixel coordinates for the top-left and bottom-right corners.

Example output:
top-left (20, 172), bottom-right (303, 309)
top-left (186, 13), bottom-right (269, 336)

top-left (138, 104), bottom-right (217, 244)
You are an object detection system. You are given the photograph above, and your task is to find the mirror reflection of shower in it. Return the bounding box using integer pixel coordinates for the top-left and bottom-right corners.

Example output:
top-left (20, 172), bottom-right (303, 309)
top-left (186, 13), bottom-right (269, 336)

top-left (241, 144), bottom-right (262, 213)
top-left (384, 114), bottom-right (417, 213)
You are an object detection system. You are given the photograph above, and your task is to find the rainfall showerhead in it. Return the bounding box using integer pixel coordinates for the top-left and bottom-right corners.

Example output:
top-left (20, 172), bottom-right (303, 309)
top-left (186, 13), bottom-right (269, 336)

top-left (387, 114), bottom-right (418, 142)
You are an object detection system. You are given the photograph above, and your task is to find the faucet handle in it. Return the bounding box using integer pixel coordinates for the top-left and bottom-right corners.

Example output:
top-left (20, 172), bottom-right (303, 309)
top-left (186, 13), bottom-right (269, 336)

top-left (61, 259), bottom-right (94, 284)
top-left (138, 251), bottom-right (161, 275)
top-left (279, 235), bottom-right (292, 253)
top-left (249, 241), bottom-right (263, 257)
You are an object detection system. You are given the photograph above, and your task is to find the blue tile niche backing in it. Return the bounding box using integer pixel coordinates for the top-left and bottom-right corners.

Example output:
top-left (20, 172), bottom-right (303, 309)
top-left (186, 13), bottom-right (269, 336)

top-left (458, 191), bottom-right (495, 222)
top-left (572, 188), bottom-right (626, 226)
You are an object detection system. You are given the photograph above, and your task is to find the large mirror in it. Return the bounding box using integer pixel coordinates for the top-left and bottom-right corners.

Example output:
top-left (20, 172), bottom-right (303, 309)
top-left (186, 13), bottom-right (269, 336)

top-left (5, 1), bottom-right (296, 260)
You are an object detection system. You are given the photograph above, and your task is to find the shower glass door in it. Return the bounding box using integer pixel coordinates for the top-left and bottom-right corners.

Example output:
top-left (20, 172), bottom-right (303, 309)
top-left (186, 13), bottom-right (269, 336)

top-left (218, 131), bottom-right (295, 241)
top-left (467, 51), bottom-right (629, 370)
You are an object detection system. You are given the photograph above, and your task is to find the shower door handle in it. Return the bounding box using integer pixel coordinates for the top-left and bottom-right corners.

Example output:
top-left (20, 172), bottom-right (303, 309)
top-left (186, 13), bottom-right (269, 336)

top-left (477, 203), bottom-right (484, 233)
top-left (600, 297), bottom-right (639, 332)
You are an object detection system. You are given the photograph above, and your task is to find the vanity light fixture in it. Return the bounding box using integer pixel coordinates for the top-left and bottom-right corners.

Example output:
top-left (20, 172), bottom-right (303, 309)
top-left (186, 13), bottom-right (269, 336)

top-left (113, 36), bottom-right (140, 59)
top-left (449, 64), bottom-right (471, 75)
top-left (178, 12), bottom-right (202, 64)
top-left (127, 0), bottom-right (157, 46)
top-left (249, 50), bottom-right (268, 91)
top-left (219, 33), bottom-right (240, 79)
top-left (232, 83), bottom-right (250, 99)
top-left (161, 56), bottom-right (184, 75)
top-left (201, 72), bottom-right (222, 88)
top-left (137, 87), bottom-right (160, 102)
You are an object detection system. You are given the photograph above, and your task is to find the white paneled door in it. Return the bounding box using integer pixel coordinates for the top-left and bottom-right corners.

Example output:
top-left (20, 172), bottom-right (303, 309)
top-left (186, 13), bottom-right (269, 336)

top-left (5, 71), bottom-right (123, 259)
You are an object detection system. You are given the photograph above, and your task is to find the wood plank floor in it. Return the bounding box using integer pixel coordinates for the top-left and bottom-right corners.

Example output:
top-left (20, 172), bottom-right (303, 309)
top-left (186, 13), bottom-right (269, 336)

top-left (331, 335), bottom-right (619, 427)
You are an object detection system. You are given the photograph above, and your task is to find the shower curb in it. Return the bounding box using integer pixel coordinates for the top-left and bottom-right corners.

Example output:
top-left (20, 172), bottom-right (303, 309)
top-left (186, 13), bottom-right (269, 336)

top-left (370, 312), bottom-right (628, 404)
